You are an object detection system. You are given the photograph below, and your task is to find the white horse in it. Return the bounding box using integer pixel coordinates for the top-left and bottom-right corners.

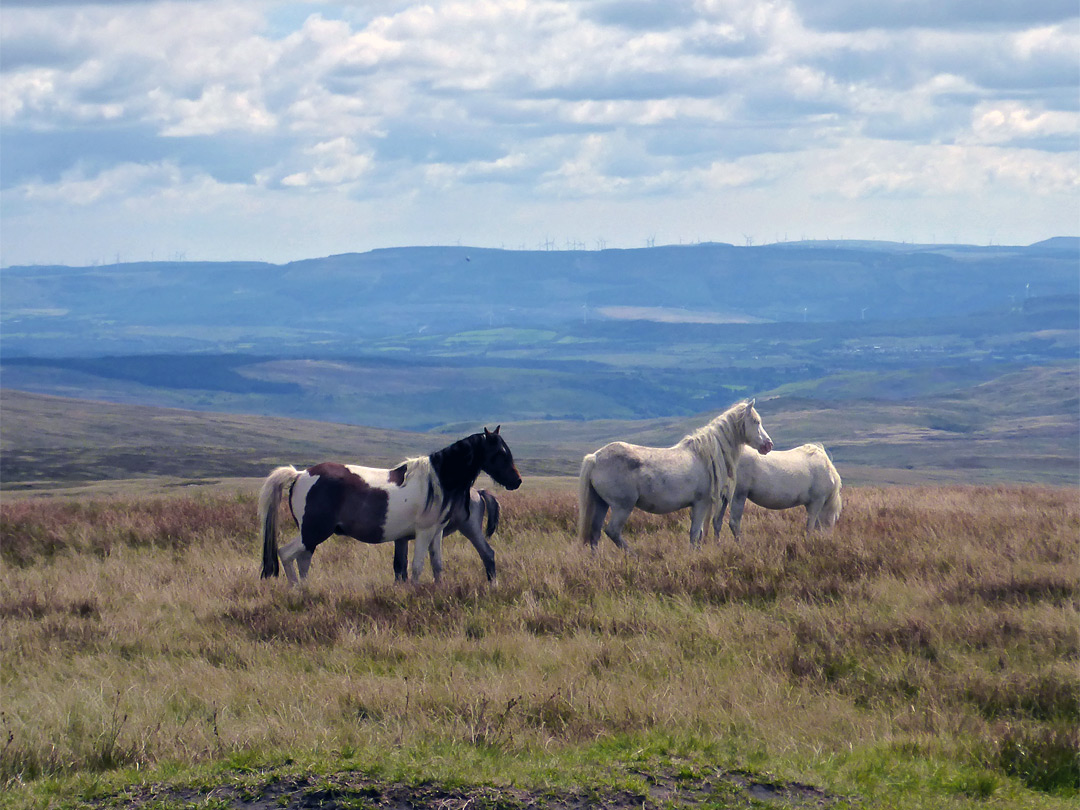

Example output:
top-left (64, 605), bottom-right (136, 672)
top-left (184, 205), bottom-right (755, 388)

top-left (578, 399), bottom-right (773, 550)
top-left (716, 443), bottom-right (842, 540)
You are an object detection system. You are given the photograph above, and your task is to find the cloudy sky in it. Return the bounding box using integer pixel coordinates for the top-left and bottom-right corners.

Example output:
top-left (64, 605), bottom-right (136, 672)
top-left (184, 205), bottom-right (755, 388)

top-left (1, 0), bottom-right (1077, 266)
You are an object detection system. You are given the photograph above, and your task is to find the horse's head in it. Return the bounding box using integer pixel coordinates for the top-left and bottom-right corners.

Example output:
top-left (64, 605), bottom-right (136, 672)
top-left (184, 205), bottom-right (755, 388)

top-left (742, 399), bottom-right (773, 455)
top-left (479, 426), bottom-right (522, 490)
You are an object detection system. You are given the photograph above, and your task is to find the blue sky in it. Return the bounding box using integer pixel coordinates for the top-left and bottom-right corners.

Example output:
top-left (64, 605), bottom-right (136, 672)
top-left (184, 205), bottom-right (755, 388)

top-left (1, 0), bottom-right (1077, 266)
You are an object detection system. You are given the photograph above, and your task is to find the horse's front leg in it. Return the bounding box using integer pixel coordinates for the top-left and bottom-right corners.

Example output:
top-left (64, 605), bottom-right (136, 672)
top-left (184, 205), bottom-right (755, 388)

top-left (689, 500), bottom-right (709, 548)
top-left (411, 526), bottom-right (442, 583)
top-left (428, 531), bottom-right (445, 583)
top-left (393, 539), bottom-right (409, 582)
top-left (712, 495), bottom-right (729, 540)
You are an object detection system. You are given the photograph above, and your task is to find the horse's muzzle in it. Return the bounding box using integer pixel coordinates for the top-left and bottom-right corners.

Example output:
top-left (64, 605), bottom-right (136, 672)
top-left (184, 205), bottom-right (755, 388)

top-left (494, 466), bottom-right (520, 492)
top-left (758, 439), bottom-right (774, 454)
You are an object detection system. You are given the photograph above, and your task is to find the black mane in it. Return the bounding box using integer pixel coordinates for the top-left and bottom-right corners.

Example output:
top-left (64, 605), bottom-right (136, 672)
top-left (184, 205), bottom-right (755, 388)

top-left (429, 432), bottom-right (486, 519)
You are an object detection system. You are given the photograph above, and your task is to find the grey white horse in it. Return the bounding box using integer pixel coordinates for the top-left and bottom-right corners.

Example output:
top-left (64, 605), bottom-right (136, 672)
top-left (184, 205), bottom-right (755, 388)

top-left (717, 443), bottom-right (842, 540)
top-left (578, 400), bottom-right (773, 550)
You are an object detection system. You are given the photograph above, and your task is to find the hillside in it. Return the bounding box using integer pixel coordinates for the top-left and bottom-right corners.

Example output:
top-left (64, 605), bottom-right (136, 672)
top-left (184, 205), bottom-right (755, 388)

top-left (2, 296), bottom-right (1076, 430)
top-left (3, 363), bottom-right (1077, 491)
top-left (2, 240), bottom-right (1076, 476)
top-left (3, 240), bottom-right (1076, 357)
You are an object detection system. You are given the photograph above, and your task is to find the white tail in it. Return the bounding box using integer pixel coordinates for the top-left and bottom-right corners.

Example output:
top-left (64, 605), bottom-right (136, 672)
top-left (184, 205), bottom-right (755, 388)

top-left (577, 453), bottom-right (600, 544)
top-left (259, 465), bottom-right (300, 578)
top-left (818, 446), bottom-right (843, 530)
top-left (820, 478), bottom-right (843, 529)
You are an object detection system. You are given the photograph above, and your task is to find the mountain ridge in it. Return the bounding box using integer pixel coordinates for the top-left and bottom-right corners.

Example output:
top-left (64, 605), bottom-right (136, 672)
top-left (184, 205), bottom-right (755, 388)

top-left (3, 239), bottom-right (1077, 359)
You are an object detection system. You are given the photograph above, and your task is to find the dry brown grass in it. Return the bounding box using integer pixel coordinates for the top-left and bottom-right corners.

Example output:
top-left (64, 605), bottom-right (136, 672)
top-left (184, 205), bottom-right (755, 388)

top-left (1, 483), bottom-right (1077, 807)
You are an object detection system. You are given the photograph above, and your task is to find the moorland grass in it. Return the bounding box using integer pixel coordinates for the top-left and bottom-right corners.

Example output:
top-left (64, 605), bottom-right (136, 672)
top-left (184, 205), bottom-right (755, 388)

top-left (0, 483), bottom-right (1077, 808)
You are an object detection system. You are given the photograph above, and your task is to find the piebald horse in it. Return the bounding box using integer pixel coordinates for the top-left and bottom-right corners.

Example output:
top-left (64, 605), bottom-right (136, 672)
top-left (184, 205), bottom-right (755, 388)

top-left (259, 427), bottom-right (521, 585)
top-left (717, 443), bottom-right (842, 540)
top-left (578, 400), bottom-right (773, 550)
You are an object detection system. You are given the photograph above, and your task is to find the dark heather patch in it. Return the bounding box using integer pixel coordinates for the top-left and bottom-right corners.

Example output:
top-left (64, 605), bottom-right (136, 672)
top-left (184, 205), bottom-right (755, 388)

top-left (388, 464), bottom-right (407, 486)
top-left (302, 462), bottom-right (389, 550)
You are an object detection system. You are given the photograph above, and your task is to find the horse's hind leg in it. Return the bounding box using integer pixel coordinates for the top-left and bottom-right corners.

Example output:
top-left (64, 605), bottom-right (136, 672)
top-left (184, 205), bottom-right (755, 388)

top-left (805, 500), bottom-right (825, 534)
top-left (277, 536), bottom-right (305, 586)
top-left (393, 539), bottom-right (409, 582)
top-left (586, 498), bottom-right (609, 550)
top-left (461, 525), bottom-right (496, 582)
top-left (603, 504), bottom-right (633, 551)
top-left (296, 548), bottom-right (313, 582)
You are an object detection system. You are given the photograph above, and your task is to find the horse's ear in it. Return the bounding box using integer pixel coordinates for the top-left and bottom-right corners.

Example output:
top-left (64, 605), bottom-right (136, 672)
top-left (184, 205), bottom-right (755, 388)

top-left (747, 398), bottom-right (755, 409)
top-left (494, 425), bottom-right (501, 435)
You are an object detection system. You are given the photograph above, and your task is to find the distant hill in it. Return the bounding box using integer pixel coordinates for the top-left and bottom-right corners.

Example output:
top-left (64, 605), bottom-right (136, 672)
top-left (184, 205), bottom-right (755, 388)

top-left (1029, 236), bottom-right (1080, 251)
top-left (3, 364), bottom-right (1077, 490)
top-left (2, 239), bottom-right (1076, 437)
top-left (3, 239), bottom-right (1076, 357)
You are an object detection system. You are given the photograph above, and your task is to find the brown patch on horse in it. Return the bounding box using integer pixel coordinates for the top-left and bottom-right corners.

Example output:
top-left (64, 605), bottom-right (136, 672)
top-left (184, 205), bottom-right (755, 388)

top-left (302, 462), bottom-right (390, 549)
top-left (388, 464), bottom-right (407, 486)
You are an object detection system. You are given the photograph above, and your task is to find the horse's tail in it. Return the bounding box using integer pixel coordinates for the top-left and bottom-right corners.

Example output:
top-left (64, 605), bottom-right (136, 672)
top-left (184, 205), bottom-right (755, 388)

top-left (819, 450), bottom-right (843, 530)
top-left (578, 453), bottom-right (600, 544)
top-left (478, 489), bottom-right (500, 538)
top-left (259, 465), bottom-right (300, 579)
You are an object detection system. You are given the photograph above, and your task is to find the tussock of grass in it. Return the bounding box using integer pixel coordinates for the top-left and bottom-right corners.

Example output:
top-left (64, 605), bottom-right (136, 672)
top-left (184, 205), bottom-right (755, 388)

top-left (1, 484), bottom-right (1077, 808)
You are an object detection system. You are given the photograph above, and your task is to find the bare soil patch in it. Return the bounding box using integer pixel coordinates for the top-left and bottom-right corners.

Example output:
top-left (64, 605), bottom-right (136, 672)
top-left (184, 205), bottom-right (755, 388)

top-left (104, 768), bottom-right (845, 809)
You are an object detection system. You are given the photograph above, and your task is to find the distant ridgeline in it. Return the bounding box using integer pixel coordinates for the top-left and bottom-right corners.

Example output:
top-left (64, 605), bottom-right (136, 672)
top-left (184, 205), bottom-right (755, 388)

top-left (2, 239), bottom-right (1077, 357)
top-left (1, 240), bottom-right (1076, 431)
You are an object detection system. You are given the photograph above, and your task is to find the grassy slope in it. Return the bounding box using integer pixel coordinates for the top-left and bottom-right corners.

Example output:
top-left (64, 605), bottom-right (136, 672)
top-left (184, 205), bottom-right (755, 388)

top-left (1, 369), bottom-right (1077, 807)
top-left (1, 486), bottom-right (1077, 809)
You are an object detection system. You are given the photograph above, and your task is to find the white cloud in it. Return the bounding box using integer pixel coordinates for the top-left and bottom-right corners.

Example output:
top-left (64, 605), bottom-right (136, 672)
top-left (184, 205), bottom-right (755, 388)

top-left (804, 140), bottom-right (1079, 199)
top-left (968, 101), bottom-right (1079, 146)
top-left (15, 161), bottom-right (191, 206)
top-left (153, 85), bottom-right (277, 136)
top-left (280, 137), bottom-right (373, 187)
top-left (1, 0), bottom-right (1076, 266)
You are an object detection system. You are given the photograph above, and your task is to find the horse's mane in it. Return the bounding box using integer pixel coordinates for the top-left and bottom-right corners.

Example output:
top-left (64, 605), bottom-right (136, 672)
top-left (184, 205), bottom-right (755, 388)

top-left (676, 400), bottom-right (751, 519)
top-left (427, 432), bottom-right (488, 523)
top-left (397, 456), bottom-right (445, 521)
